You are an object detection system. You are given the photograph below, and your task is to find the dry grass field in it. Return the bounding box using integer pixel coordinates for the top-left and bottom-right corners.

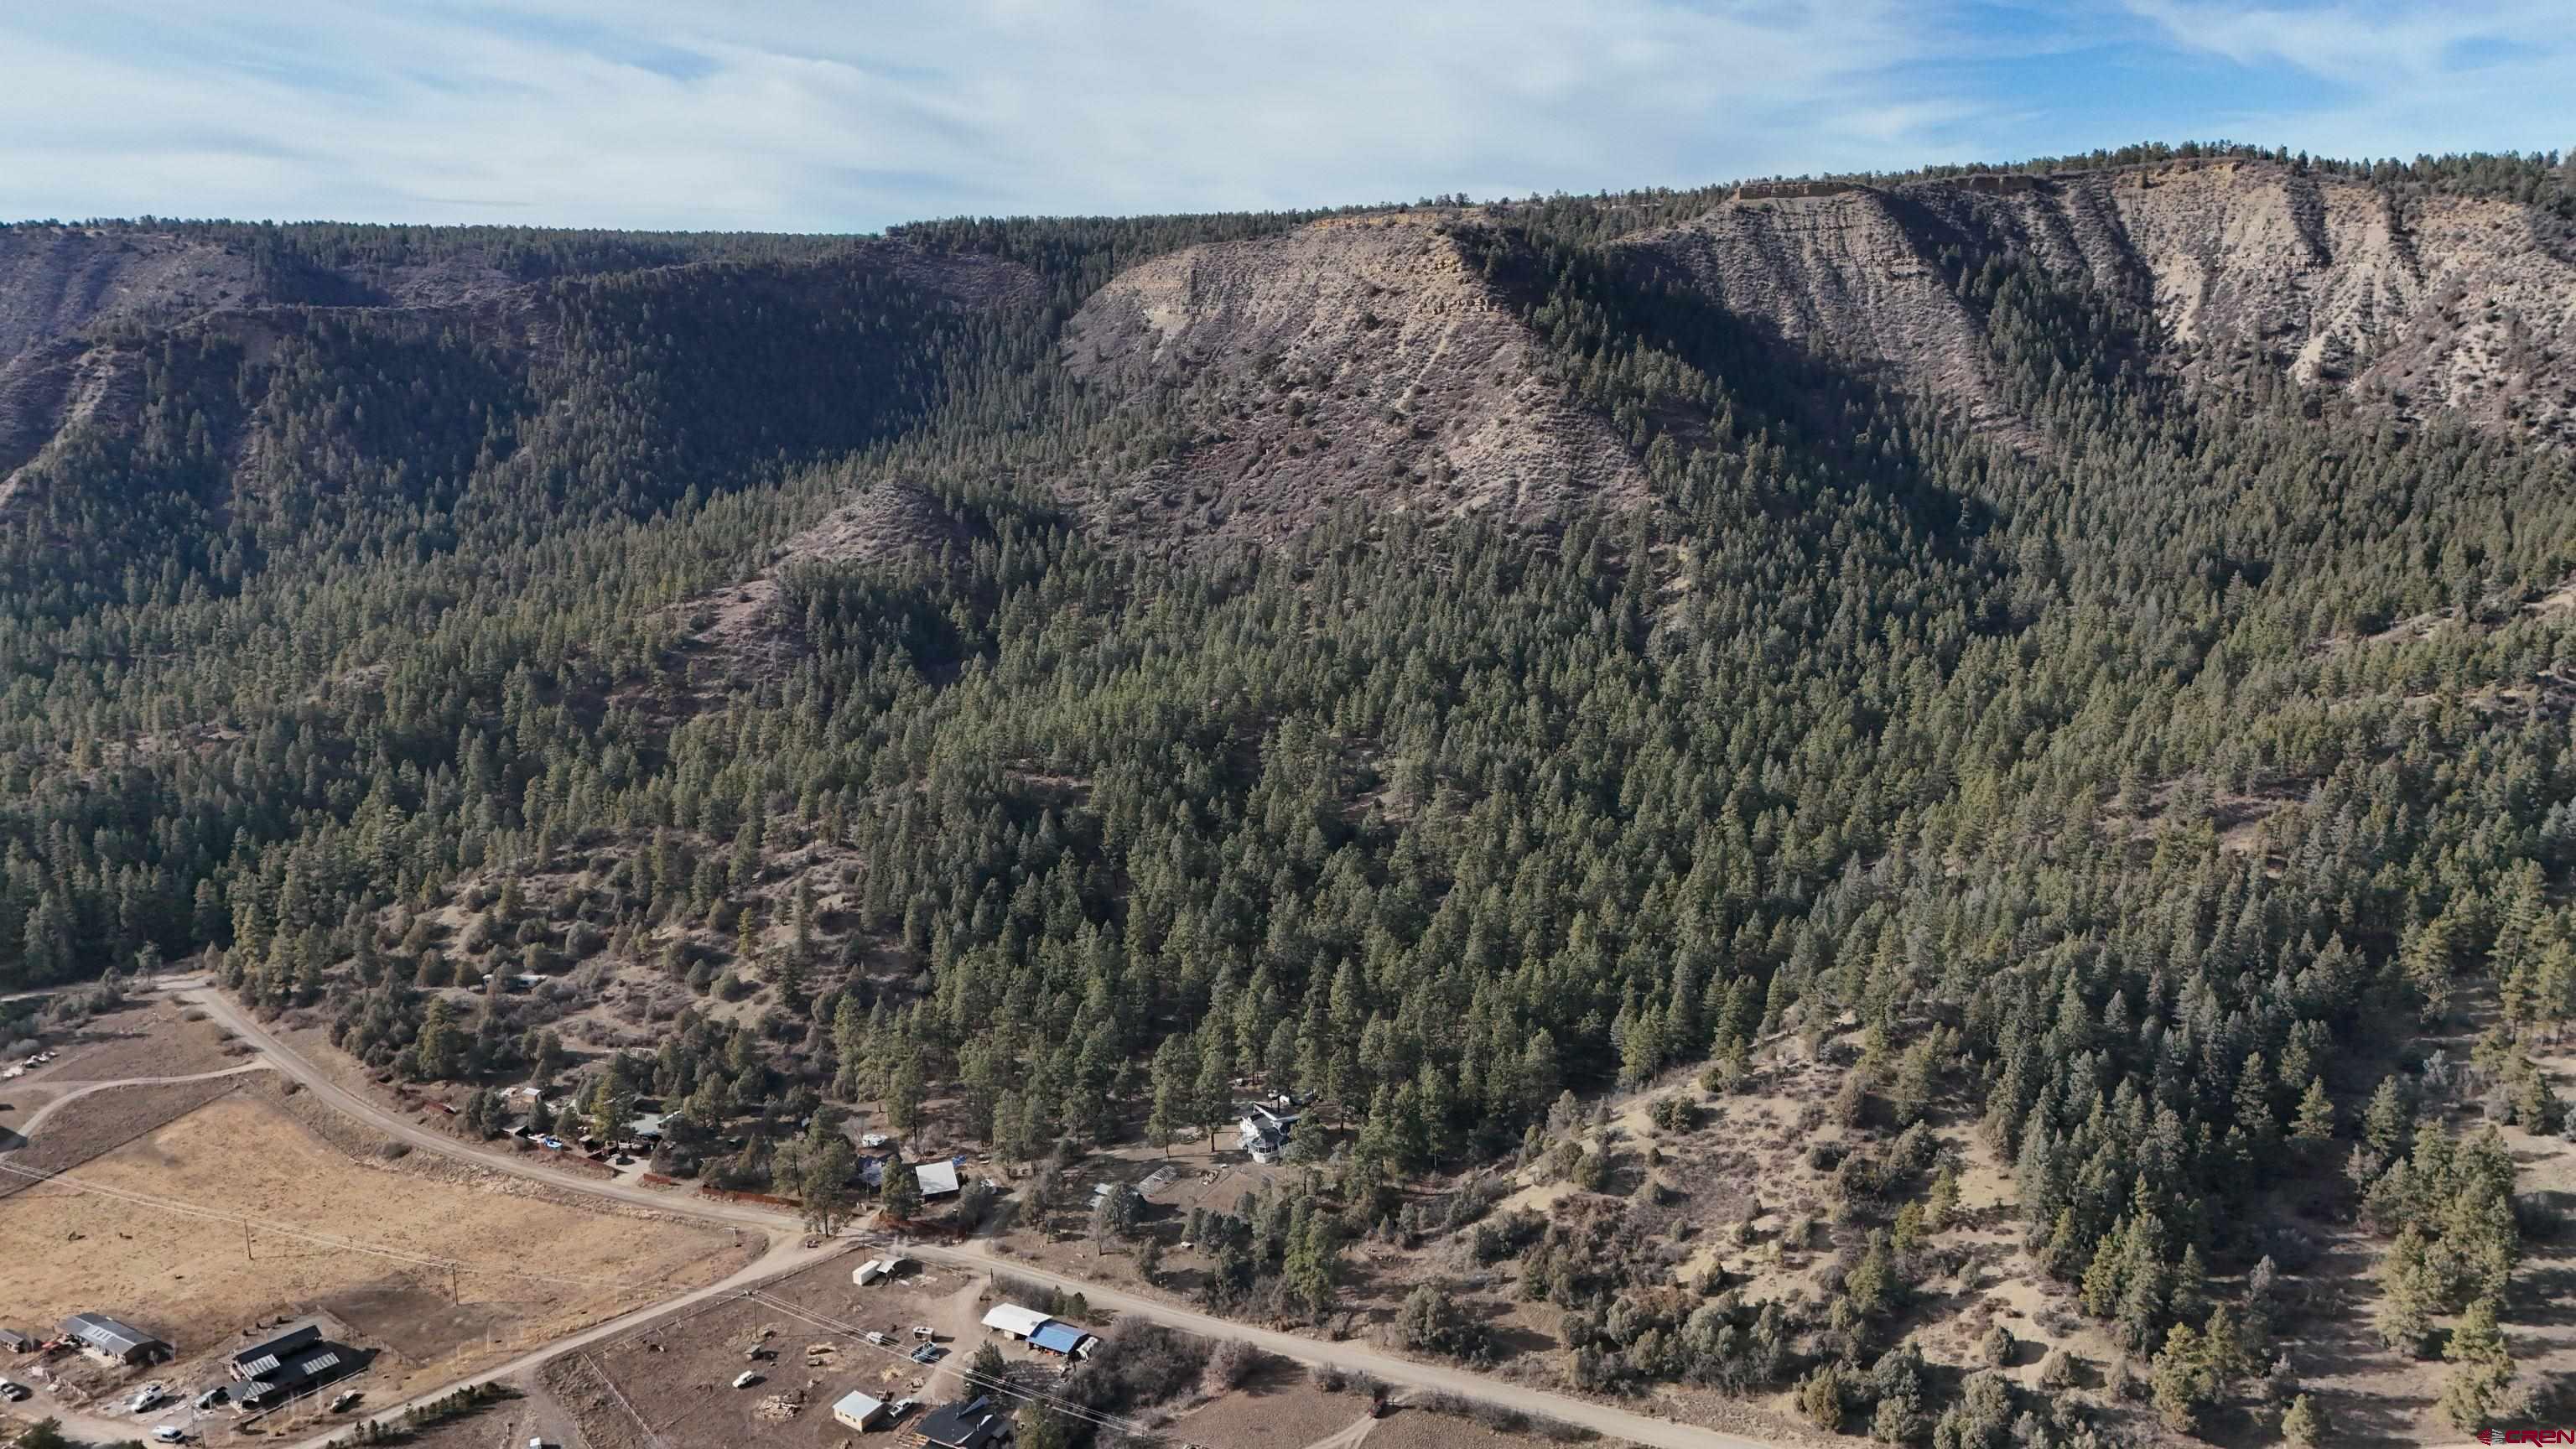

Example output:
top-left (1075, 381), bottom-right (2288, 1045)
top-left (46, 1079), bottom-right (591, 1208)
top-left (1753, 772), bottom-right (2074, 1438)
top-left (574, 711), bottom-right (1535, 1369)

top-left (2, 1086), bottom-right (751, 1407)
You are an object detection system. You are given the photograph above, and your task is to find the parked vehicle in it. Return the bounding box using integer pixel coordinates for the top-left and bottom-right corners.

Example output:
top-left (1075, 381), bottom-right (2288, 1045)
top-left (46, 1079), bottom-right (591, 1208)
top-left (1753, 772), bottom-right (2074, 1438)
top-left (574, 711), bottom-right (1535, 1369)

top-left (908, 1344), bottom-right (942, 1365)
top-left (887, 1400), bottom-right (916, 1420)
top-left (152, 1426), bottom-right (186, 1443)
top-left (0, 1380), bottom-right (29, 1402)
top-left (862, 1331), bottom-right (891, 1348)
top-left (730, 1372), bottom-right (760, 1390)
top-left (130, 1383), bottom-right (168, 1413)
top-left (194, 1387), bottom-right (227, 1410)
top-left (329, 1390), bottom-right (361, 1413)
top-left (910, 1326), bottom-right (937, 1341)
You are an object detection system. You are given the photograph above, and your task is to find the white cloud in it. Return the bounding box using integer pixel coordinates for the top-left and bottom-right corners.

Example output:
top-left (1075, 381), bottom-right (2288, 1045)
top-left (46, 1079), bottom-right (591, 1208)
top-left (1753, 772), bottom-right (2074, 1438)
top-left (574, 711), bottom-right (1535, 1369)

top-left (0, 0), bottom-right (2565, 230)
top-left (2123, 0), bottom-right (2576, 159)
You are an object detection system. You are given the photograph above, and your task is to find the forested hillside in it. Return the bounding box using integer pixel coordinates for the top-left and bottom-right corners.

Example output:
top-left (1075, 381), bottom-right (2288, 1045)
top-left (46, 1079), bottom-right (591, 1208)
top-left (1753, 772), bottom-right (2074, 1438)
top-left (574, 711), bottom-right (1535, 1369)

top-left (8, 147), bottom-right (2576, 1445)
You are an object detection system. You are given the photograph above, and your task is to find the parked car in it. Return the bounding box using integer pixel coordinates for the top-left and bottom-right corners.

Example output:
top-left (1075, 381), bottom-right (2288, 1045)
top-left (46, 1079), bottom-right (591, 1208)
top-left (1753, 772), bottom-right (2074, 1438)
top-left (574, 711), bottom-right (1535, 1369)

top-left (908, 1344), bottom-right (942, 1365)
top-left (0, 1380), bottom-right (29, 1403)
top-left (194, 1387), bottom-right (227, 1410)
top-left (329, 1390), bottom-right (361, 1413)
top-left (152, 1426), bottom-right (186, 1443)
top-left (130, 1383), bottom-right (168, 1413)
top-left (730, 1372), bottom-right (761, 1390)
top-left (910, 1326), bottom-right (937, 1341)
top-left (862, 1331), bottom-right (891, 1348)
top-left (886, 1400), bottom-right (916, 1421)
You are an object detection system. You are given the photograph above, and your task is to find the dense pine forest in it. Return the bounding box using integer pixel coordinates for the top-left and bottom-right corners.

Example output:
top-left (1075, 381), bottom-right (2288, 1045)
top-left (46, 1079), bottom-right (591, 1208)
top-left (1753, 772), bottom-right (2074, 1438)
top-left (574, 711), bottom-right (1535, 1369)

top-left (7, 148), bottom-right (2576, 1445)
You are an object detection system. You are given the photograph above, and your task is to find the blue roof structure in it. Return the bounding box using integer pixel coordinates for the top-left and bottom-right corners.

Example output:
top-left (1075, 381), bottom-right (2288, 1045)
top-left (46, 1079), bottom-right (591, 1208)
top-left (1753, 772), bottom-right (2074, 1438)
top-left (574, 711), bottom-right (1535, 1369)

top-left (1030, 1322), bottom-right (1089, 1355)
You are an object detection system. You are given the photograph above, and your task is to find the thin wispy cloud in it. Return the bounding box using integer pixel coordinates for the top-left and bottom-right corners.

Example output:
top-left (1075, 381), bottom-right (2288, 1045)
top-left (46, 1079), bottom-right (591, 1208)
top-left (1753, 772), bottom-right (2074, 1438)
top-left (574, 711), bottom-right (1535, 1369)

top-left (0, 0), bottom-right (2566, 230)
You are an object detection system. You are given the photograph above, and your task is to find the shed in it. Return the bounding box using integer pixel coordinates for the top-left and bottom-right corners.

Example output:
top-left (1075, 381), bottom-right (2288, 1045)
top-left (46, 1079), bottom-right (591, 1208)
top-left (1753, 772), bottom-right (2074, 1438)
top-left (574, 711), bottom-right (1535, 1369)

top-left (1029, 1322), bottom-right (1094, 1358)
top-left (830, 1389), bottom-right (887, 1431)
top-left (915, 1160), bottom-right (961, 1198)
top-left (62, 1313), bottom-right (171, 1364)
top-left (980, 1304), bottom-right (1051, 1340)
top-left (0, 1328), bottom-right (32, 1353)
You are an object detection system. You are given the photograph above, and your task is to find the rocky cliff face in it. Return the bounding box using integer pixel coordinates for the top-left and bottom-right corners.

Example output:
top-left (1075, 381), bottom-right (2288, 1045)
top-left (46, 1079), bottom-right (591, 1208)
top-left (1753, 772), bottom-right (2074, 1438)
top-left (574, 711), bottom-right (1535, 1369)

top-left (1626, 159), bottom-right (2576, 445)
top-left (1062, 213), bottom-right (1649, 544)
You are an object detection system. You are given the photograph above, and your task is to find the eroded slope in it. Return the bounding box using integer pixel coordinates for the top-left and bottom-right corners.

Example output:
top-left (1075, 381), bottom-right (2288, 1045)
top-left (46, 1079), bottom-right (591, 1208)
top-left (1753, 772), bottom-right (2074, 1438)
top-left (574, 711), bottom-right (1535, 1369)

top-left (1061, 213), bottom-right (1648, 544)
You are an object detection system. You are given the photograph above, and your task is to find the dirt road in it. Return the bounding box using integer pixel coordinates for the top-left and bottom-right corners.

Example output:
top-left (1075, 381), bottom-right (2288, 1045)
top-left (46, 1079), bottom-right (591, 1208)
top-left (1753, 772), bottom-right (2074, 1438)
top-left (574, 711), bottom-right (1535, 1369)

top-left (6, 1062), bottom-right (274, 1140)
top-left (190, 989), bottom-right (1779, 1449)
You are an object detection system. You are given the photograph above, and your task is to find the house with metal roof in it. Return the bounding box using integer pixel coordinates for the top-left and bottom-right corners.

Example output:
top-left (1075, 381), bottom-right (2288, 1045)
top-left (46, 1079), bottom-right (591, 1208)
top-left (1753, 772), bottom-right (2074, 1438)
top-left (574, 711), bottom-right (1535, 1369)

top-left (232, 1347), bottom-right (355, 1408)
top-left (229, 1322), bottom-right (322, 1380)
top-left (915, 1159), bottom-right (961, 1198)
top-left (830, 1389), bottom-right (888, 1431)
top-left (914, 1394), bottom-right (1010, 1448)
top-left (61, 1313), bottom-right (171, 1364)
top-left (979, 1303), bottom-right (1052, 1340)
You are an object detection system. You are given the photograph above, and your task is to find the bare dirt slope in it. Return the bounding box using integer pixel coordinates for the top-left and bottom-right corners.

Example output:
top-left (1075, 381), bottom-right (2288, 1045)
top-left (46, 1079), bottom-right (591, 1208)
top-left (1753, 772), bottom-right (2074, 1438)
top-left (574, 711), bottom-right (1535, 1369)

top-left (1628, 160), bottom-right (2576, 447)
top-left (1062, 213), bottom-right (1649, 545)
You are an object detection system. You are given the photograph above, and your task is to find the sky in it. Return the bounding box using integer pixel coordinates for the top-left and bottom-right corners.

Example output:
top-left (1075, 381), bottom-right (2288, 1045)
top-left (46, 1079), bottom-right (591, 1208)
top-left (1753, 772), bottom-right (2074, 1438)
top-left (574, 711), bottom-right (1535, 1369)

top-left (0, 0), bottom-right (2565, 232)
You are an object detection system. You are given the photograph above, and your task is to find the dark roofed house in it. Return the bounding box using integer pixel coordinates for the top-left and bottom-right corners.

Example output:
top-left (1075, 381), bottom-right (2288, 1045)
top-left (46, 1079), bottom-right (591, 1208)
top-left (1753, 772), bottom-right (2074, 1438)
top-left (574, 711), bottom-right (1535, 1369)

top-left (230, 1322), bottom-right (322, 1380)
top-left (233, 1348), bottom-right (353, 1408)
top-left (914, 1394), bottom-right (1010, 1448)
top-left (62, 1313), bottom-right (171, 1364)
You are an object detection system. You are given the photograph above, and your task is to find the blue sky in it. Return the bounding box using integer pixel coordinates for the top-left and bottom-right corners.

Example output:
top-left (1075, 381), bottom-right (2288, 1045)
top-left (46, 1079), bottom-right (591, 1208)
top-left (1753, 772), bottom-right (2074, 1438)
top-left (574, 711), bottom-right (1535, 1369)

top-left (0, 1), bottom-right (2563, 231)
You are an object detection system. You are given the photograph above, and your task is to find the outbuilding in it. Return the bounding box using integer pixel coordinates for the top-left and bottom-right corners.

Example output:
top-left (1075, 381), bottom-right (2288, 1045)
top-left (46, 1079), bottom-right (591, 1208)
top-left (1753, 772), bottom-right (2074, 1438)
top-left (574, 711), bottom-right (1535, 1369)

top-left (830, 1389), bottom-right (887, 1431)
top-left (915, 1160), bottom-right (961, 1198)
top-left (62, 1314), bottom-right (171, 1365)
top-left (979, 1304), bottom-right (1051, 1341)
top-left (1029, 1322), bottom-right (1096, 1359)
top-left (0, 1329), bottom-right (32, 1353)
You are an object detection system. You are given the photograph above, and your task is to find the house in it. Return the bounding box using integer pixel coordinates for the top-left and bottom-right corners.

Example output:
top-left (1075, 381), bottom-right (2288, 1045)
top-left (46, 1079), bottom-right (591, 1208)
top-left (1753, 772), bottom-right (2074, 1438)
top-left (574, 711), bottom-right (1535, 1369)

top-left (232, 1347), bottom-right (356, 1408)
top-left (1028, 1322), bottom-right (1096, 1360)
top-left (913, 1394), bottom-right (1011, 1448)
top-left (229, 1322), bottom-right (322, 1380)
top-left (62, 1313), bottom-right (171, 1364)
top-left (979, 1304), bottom-right (1052, 1342)
top-left (831, 1389), bottom-right (888, 1431)
top-left (1239, 1103), bottom-right (1298, 1163)
top-left (0, 1329), bottom-right (32, 1353)
top-left (915, 1160), bottom-right (961, 1198)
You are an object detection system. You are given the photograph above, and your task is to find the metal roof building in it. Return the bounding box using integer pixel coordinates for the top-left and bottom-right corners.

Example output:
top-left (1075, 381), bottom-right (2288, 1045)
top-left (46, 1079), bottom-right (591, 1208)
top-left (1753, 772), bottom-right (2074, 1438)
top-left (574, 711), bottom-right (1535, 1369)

top-left (915, 1394), bottom-right (1010, 1448)
top-left (979, 1303), bottom-right (1052, 1339)
top-left (1029, 1322), bottom-right (1095, 1358)
top-left (829, 1390), bottom-right (886, 1431)
top-left (61, 1313), bottom-right (171, 1364)
top-left (915, 1160), bottom-right (961, 1197)
top-left (231, 1322), bottom-right (323, 1379)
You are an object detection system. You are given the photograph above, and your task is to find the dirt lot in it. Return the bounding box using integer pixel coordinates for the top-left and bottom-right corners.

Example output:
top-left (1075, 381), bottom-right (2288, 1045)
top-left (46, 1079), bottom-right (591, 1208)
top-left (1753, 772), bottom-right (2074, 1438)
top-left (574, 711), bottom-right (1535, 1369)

top-left (1, 1084), bottom-right (751, 1428)
top-left (1166, 1379), bottom-right (1377, 1446)
top-left (28, 995), bottom-right (253, 1083)
top-left (547, 1251), bottom-right (1007, 1449)
top-left (0, 1072), bottom-right (256, 1193)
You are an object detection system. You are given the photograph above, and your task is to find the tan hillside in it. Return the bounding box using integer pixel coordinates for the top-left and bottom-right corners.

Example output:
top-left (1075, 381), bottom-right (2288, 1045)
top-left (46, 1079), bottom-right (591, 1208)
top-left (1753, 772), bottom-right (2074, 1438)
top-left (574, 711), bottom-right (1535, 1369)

top-left (1061, 212), bottom-right (1650, 544)
top-left (1626, 158), bottom-right (2576, 444)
